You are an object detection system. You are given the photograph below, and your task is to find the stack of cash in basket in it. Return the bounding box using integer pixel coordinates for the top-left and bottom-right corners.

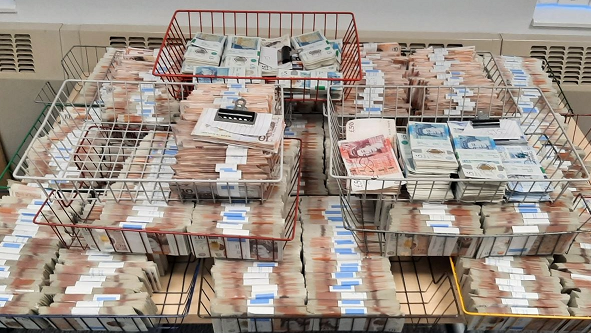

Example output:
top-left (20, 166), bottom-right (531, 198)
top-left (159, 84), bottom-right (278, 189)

top-left (182, 32), bottom-right (227, 74)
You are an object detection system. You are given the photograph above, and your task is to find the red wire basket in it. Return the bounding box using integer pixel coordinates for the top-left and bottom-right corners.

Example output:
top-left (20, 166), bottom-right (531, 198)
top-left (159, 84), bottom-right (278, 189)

top-left (152, 10), bottom-right (363, 101)
top-left (32, 139), bottom-right (302, 261)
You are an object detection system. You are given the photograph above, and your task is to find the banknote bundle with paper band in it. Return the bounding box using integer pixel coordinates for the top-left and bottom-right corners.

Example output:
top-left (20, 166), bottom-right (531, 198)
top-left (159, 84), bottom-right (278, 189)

top-left (283, 114), bottom-right (327, 195)
top-left (457, 256), bottom-right (571, 331)
top-left (32, 249), bottom-right (161, 331)
top-left (301, 197), bottom-right (404, 332)
top-left (338, 42), bottom-right (409, 117)
top-left (80, 200), bottom-right (192, 256)
top-left (221, 36), bottom-right (262, 77)
top-left (276, 69), bottom-right (343, 100)
top-left (209, 224), bottom-right (305, 333)
top-left (497, 56), bottom-right (568, 116)
top-left (408, 47), bottom-right (504, 117)
top-left (337, 119), bottom-right (404, 195)
top-left (182, 32), bottom-right (227, 73)
top-left (448, 122), bottom-right (507, 202)
top-left (188, 142), bottom-right (299, 260)
top-left (291, 31), bottom-right (338, 70)
top-left (384, 202), bottom-right (482, 257)
top-left (478, 200), bottom-right (580, 257)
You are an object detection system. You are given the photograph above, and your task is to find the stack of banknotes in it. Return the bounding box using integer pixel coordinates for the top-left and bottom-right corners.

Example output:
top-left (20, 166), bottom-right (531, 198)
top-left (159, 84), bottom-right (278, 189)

top-left (497, 55), bottom-right (568, 116)
top-left (291, 31), bottom-right (339, 70)
top-left (172, 83), bottom-right (283, 199)
top-left (36, 249), bottom-right (161, 331)
top-left (283, 114), bottom-right (328, 195)
top-left (221, 36), bottom-right (262, 77)
top-left (337, 118), bottom-right (403, 194)
top-left (457, 256), bottom-right (571, 331)
top-left (276, 69), bottom-right (343, 100)
top-left (80, 199), bottom-right (192, 256)
top-left (301, 197), bottom-right (404, 332)
top-left (408, 47), bottom-right (504, 117)
top-left (188, 140), bottom-right (300, 260)
top-left (339, 42), bottom-right (410, 117)
top-left (384, 202), bottom-right (482, 257)
top-left (404, 122), bottom-right (458, 200)
top-left (110, 47), bottom-right (160, 82)
top-left (72, 47), bottom-right (119, 105)
top-left (182, 32), bottom-right (227, 73)
top-left (259, 35), bottom-right (293, 77)
top-left (0, 184), bottom-right (69, 329)
top-left (478, 200), bottom-right (581, 258)
top-left (209, 226), bottom-right (306, 333)
top-left (99, 81), bottom-right (180, 125)
top-left (448, 122), bottom-right (507, 202)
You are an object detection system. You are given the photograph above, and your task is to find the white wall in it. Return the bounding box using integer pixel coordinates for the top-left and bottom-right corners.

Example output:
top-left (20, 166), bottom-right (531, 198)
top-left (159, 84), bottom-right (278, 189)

top-left (2, 0), bottom-right (591, 36)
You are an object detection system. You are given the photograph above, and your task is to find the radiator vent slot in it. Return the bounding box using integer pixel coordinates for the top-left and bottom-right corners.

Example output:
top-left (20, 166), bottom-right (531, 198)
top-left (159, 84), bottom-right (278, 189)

top-left (109, 36), bottom-right (164, 49)
top-left (531, 45), bottom-right (591, 85)
top-left (0, 34), bottom-right (34, 72)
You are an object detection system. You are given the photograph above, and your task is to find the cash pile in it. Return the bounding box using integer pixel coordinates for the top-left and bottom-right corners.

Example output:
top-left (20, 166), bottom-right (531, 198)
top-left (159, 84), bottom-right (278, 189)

top-left (497, 56), bottom-right (568, 116)
top-left (448, 122), bottom-right (507, 202)
top-left (38, 249), bottom-right (161, 331)
top-left (209, 228), bottom-right (307, 333)
top-left (0, 184), bottom-right (74, 329)
top-left (338, 119), bottom-right (404, 194)
top-left (301, 197), bottom-right (404, 332)
top-left (182, 32), bottom-right (227, 74)
top-left (283, 114), bottom-right (327, 195)
top-left (478, 200), bottom-right (580, 257)
top-left (73, 47), bottom-right (119, 104)
top-left (100, 81), bottom-right (180, 124)
top-left (408, 47), bottom-right (503, 117)
top-left (384, 203), bottom-right (482, 257)
top-left (403, 122), bottom-right (457, 200)
top-left (221, 35), bottom-right (262, 77)
top-left (339, 42), bottom-right (409, 117)
top-left (80, 200), bottom-right (192, 255)
top-left (291, 31), bottom-right (338, 70)
top-left (188, 140), bottom-right (300, 260)
top-left (457, 257), bottom-right (570, 331)
top-left (110, 47), bottom-right (160, 82)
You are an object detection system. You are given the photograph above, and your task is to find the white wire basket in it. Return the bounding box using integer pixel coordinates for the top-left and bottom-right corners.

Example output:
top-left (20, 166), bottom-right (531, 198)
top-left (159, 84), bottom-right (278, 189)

top-left (13, 79), bottom-right (285, 203)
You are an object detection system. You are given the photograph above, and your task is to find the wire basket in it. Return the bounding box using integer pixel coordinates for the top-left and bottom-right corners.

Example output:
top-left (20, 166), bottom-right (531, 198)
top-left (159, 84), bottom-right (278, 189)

top-left (35, 46), bottom-right (117, 105)
top-left (0, 256), bottom-right (199, 331)
top-left (14, 79), bottom-right (286, 203)
top-left (153, 10), bottom-right (362, 101)
top-left (31, 139), bottom-right (301, 260)
top-left (327, 84), bottom-right (588, 204)
top-left (196, 257), bottom-right (460, 331)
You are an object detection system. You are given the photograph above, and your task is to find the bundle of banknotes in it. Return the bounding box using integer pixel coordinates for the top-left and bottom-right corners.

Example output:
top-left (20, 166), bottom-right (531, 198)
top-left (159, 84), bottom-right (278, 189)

top-left (408, 47), bottom-right (504, 117)
top-left (71, 47), bottom-right (119, 105)
top-left (497, 55), bottom-right (568, 116)
top-left (283, 114), bottom-right (328, 195)
top-left (338, 42), bottom-right (410, 117)
top-left (448, 122), bottom-right (507, 202)
top-left (188, 140), bottom-right (299, 260)
top-left (478, 200), bottom-right (581, 258)
top-left (301, 197), bottom-right (404, 332)
top-left (384, 202), bottom-right (482, 257)
top-left (209, 225), bottom-right (306, 333)
top-left (291, 31), bottom-right (338, 70)
top-left (110, 47), bottom-right (160, 82)
top-left (80, 199), bottom-right (192, 256)
top-left (99, 81), bottom-right (180, 125)
top-left (337, 118), bottom-right (403, 194)
top-left (182, 32), bottom-right (227, 73)
top-left (457, 256), bottom-right (572, 331)
top-left (276, 69), bottom-right (343, 100)
top-left (404, 122), bottom-right (457, 200)
top-left (221, 35), bottom-right (262, 77)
